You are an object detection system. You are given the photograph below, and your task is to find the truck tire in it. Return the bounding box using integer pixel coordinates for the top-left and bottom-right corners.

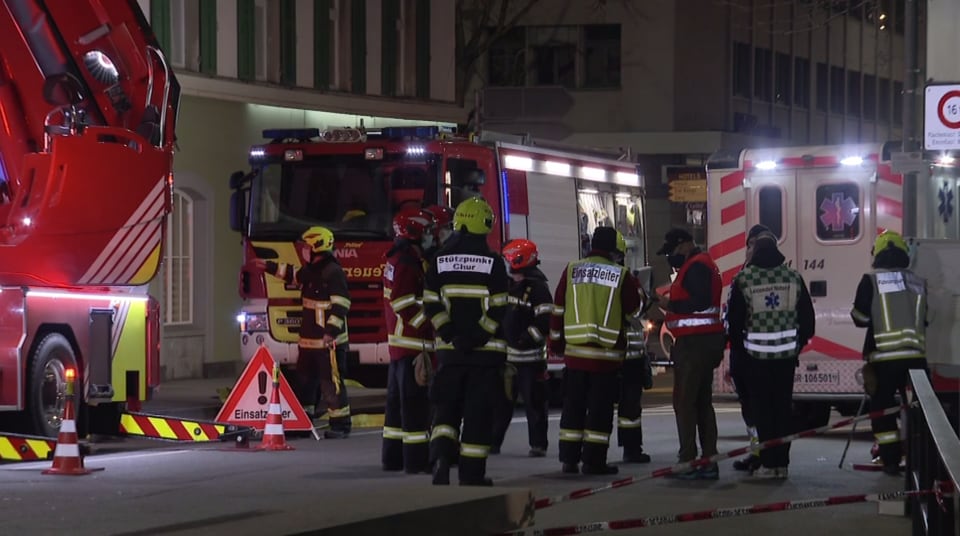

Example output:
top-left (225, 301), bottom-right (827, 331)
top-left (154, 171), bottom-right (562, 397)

top-left (28, 334), bottom-right (79, 438)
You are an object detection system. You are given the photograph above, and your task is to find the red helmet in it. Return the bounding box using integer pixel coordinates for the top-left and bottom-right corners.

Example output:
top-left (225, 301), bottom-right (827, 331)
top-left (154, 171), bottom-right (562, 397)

top-left (392, 208), bottom-right (434, 241)
top-left (502, 239), bottom-right (539, 271)
top-left (424, 205), bottom-right (455, 241)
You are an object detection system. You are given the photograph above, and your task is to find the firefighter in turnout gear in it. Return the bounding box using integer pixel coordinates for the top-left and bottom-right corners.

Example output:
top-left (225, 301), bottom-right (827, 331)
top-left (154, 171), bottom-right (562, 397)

top-left (491, 239), bottom-right (552, 457)
top-left (850, 230), bottom-right (928, 476)
top-left (424, 197), bottom-right (509, 486)
top-left (256, 226), bottom-right (352, 438)
top-left (618, 270), bottom-right (655, 464)
top-left (726, 233), bottom-right (815, 479)
top-left (657, 227), bottom-right (724, 479)
top-left (381, 208), bottom-right (436, 474)
top-left (550, 227), bottom-right (642, 475)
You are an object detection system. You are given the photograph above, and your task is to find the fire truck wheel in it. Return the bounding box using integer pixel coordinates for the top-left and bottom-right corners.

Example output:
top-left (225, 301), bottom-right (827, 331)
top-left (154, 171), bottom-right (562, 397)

top-left (28, 333), bottom-right (79, 438)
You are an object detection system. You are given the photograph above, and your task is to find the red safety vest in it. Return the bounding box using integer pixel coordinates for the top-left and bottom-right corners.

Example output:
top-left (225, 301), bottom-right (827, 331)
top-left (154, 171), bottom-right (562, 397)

top-left (665, 252), bottom-right (723, 337)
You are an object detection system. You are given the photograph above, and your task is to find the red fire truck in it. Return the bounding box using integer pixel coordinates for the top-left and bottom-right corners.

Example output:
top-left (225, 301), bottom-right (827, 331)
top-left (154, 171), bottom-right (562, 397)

top-left (0, 0), bottom-right (179, 436)
top-left (230, 126), bottom-right (648, 387)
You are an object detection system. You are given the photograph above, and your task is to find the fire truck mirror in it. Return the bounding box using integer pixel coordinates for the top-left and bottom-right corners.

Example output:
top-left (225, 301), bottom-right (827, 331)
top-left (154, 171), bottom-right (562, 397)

top-left (42, 72), bottom-right (85, 106)
top-left (229, 170), bottom-right (247, 190)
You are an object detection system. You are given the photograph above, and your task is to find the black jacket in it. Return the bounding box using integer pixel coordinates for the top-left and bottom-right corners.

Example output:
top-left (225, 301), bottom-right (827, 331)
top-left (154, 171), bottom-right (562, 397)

top-left (265, 253), bottom-right (350, 343)
top-left (503, 267), bottom-right (552, 356)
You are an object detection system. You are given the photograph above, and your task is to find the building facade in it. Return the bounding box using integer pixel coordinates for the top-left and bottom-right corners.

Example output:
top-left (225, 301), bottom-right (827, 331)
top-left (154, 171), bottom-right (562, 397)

top-left (136, 0), bottom-right (465, 379)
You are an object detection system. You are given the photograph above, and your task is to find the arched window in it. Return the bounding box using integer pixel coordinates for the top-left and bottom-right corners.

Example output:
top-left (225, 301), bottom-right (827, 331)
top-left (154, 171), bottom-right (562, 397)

top-left (163, 189), bottom-right (194, 326)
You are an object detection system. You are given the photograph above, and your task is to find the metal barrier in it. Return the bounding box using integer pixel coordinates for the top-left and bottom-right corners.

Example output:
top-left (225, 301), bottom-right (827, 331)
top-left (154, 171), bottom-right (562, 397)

top-left (907, 370), bottom-right (960, 536)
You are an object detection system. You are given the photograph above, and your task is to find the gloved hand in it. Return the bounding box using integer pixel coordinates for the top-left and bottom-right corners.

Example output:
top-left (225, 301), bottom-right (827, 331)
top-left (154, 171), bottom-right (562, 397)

top-left (470, 328), bottom-right (492, 349)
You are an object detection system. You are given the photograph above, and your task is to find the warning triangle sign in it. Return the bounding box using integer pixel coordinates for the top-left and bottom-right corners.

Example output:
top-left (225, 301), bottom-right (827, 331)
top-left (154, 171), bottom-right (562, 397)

top-left (216, 346), bottom-right (314, 431)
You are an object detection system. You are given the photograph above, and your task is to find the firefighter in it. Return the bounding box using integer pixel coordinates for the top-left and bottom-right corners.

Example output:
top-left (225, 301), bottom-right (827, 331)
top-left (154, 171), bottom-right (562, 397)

top-left (491, 239), bottom-right (552, 457)
top-left (423, 204), bottom-right (455, 258)
top-left (424, 197), bottom-right (509, 486)
top-left (850, 230), bottom-right (928, 476)
top-left (381, 208), bottom-right (436, 474)
top-left (618, 270), bottom-right (654, 464)
top-left (657, 227), bottom-right (724, 479)
top-left (730, 224), bottom-right (777, 472)
top-left (256, 226), bottom-right (352, 439)
top-left (550, 227), bottom-right (642, 475)
top-left (726, 233), bottom-right (815, 479)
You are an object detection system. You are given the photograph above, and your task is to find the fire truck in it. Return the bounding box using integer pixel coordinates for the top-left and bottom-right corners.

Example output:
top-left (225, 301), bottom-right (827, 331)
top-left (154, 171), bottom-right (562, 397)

top-left (704, 142), bottom-right (960, 426)
top-left (229, 126), bottom-right (648, 387)
top-left (0, 0), bottom-right (179, 436)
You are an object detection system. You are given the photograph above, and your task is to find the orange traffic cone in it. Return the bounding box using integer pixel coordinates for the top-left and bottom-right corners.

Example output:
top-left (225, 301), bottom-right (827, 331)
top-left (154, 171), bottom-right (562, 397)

top-left (255, 362), bottom-right (294, 451)
top-left (43, 368), bottom-right (96, 475)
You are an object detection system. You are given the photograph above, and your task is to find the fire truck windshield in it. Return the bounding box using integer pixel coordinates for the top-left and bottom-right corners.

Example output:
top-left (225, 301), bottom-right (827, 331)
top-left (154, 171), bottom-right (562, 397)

top-left (248, 153), bottom-right (441, 240)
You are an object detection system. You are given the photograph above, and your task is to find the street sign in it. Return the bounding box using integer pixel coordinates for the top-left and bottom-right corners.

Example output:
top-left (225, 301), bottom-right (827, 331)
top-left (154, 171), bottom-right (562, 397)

top-left (669, 180), bottom-right (707, 203)
top-left (890, 151), bottom-right (927, 174)
top-left (924, 83), bottom-right (960, 150)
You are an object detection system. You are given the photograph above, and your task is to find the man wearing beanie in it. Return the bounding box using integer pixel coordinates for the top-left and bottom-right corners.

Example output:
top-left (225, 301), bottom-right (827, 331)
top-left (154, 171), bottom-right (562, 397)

top-left (730, 224), bottom-right (778, 472)
top-left (727, 233), bottom-right (814, 479)
top-left (550, 226), bottom-right (642, 475)
top-left (657, 227), bottom-right (725, 479)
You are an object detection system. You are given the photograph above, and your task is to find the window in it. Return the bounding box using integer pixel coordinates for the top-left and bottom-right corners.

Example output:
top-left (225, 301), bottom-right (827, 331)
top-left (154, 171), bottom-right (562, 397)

top-left (163, 189), bottom-right (194, 326)
top-left (830, 66), bottom-right (845, 114)
top-left (816, 62), bottom-right (828, 112)
top-left (314, 0), bottom-right (333, 89)
top-left (815, 183), bottom-right (860, 241)
top-left (775, 52), bottom-right (791, 105)
top-left (446, 158), bottom-right (483, 208)
top-left (864, 75), bottom-right (877, 120)
top-left (199, 0), bottom-right (217, 75)
top-left (254, 0), bottom-right (269, 81)
top-left (732, 42), bottom-right (750, 98)
top-left (528, 26), bottom-right (577, 88)
top-left (794, 57), bottom-right (810, 108)
top-left (488, 27), bottom-right (526, 87)
top-left (893, 81), bottom-right (903, 125)
top-left (879, 78), bottom-right (891, 122)
top-left (758, 186), bottom-right (783, 239)
top-left (279, 0), bottom-right (296, 86)
top-left (583, 25), bottom-right (621, 88)
top-left (847, 71), bottom-right (861, 117)
top-left (754, 47), bottom-right (772, 101)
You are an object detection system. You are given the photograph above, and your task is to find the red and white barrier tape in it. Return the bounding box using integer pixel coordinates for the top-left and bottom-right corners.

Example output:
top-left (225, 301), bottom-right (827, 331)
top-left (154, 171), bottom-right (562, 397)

top-left (534, 404), bottom-right (906, 510)
top-left (510, 486), bottom-right (952, 535)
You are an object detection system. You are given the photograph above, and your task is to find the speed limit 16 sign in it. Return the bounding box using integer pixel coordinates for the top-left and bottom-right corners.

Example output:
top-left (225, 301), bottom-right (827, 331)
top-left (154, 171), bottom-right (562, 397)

top-left (925, 84), bottom-right (960, 150)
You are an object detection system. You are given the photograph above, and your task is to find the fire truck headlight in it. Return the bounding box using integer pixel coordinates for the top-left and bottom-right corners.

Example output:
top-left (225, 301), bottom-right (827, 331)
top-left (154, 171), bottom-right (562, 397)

top-left (237, 312), bottom-right (269, 332)
top-left (840, 156), bottom-right (863, 166)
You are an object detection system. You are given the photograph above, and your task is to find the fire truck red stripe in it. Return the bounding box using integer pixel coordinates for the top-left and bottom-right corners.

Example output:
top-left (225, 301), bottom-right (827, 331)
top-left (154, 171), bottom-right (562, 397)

top-left (168, 420), bottom-right (193, 441)
top-left (200, 423), bottom-right (222, 439)
top-left (721, 200), bottom-right (746, 224)
top-left (878, 164), bottom-right (902, 185)
top-left (720, 171), bottom-right (744, 193)
top-left (707, 232), bottom-right (745, 260)
top-left (136, 415), bottom-right (161, 438)
top-left (877, 196), bottom-right (903, 218)
top-left (721, 266), bottom-right (740, 287)
top-left (805, 336), bottom-right (861, 359)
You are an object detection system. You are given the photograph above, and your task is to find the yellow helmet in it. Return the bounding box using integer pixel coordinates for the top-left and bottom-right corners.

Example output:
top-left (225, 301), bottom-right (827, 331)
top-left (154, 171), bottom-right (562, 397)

top-left (453, 197), bottom-right (495, 235)
top-left (872, 230), bottom-right (908, 256)
top-left (301, 226), bottom-right (335, 253)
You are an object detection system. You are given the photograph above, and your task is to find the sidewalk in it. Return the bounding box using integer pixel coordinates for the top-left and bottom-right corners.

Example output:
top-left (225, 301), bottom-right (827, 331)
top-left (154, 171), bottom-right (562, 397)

top-left (143, 376), bottom-right (386, 421)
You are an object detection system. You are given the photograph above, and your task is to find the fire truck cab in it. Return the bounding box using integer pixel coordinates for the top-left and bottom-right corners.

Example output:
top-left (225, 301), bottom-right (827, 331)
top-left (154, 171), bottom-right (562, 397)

top-left (230, 126), bottom-right (649, 387)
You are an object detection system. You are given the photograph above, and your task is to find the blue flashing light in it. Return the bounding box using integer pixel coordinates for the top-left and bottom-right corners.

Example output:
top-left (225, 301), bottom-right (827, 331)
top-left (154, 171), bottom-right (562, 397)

top-left (500, 170), bottom-right (510, 225)
top-left (262, 128), bottom-right (320, 141)
top-left (380, 126), bottom-right (440, 140)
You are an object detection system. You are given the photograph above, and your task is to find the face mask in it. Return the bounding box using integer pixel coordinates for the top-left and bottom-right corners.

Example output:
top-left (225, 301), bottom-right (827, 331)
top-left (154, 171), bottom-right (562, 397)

top-left (420, 233), bottom-right (435, 251)
top-left (667, 254), bottom-right (686, 269)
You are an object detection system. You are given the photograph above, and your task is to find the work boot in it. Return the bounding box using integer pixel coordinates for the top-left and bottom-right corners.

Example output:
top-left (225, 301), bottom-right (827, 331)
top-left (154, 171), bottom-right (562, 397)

top-left (460, 477), bottom-right (494, 487)
top-left (622, 449), bottom-right (651, 464)
top-left (882, 464), bottom-right (902, 476)
top-left (561, 462), bottom-right (580, 474)
top-left (732, 455), bottom-right (761, 472)
top-left (432, 458), bottom-right (450, 485)
top-left (323, 429), bottom-right (349, 439)
top-left (528, 447), bottom-right (547, 458)
top-left (382, 463), bottom-right (403, 472)
top-left (581, 463), bottom-right (619, 475)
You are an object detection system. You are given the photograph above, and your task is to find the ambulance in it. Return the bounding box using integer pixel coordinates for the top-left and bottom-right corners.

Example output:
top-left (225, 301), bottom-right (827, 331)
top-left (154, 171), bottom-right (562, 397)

top-left (703, 142), bottom-right (960, 426)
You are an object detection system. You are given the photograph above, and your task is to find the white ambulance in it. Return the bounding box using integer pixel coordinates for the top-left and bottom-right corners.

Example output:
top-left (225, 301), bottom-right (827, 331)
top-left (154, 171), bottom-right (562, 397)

top-left (704, 142), bottom-right (960, 426)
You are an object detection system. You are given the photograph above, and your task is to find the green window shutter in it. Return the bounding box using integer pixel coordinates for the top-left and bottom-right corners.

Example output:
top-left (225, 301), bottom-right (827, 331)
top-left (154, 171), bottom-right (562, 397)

top-left (237, 0), bottom-right (255, 81)
top-left (381, 0), bottom-right (399, 97)
top-left (314, 0), bottom-right (332, 89)
top-left (150, 0), bottom-right (171, 55)
top-left (199, 0), bottom-right (217, 75)
top-left (280, 0), bottom-right (296, 86)
top-left (415, 0), bottom-right (430, 99)
top-left (350, 0), bottom-right (366, 94)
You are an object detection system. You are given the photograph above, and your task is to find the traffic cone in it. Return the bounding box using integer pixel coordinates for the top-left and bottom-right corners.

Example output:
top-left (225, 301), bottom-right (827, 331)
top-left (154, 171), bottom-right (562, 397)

top-left (255, 362), bottom-right (294, 451)
top-left (43, 368), bottom-right (93, 475)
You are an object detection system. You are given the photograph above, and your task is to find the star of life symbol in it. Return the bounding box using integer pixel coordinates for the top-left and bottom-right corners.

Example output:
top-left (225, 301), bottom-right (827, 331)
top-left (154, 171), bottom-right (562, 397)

top-left (764, 292), bottom-right (780, 309)
top-left (819, 193), bottom-right (858, 232)
top-left (938, 183), bottom-right (954, 224)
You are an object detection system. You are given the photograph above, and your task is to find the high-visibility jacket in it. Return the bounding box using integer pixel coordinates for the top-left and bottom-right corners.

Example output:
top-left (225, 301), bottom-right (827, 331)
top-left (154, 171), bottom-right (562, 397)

top-left (557, 256), bottom-right (630, 362)
top-left (265, 254), bottom-right (351, 348)
top-left (734, 264), bottom-right (804, 359)
top-left (382, 241), bottom-right (431, 360)
top-left (861, 269), bottom-right (926, 361)
top-left (665, 252), bottom-right (722, 337)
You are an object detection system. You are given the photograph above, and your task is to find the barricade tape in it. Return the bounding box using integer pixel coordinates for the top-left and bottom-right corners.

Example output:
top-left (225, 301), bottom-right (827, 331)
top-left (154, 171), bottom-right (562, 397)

top-left (508, 485), bottom-right (952, 535)
top-left (535, 403), bottom-right (907, 510)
